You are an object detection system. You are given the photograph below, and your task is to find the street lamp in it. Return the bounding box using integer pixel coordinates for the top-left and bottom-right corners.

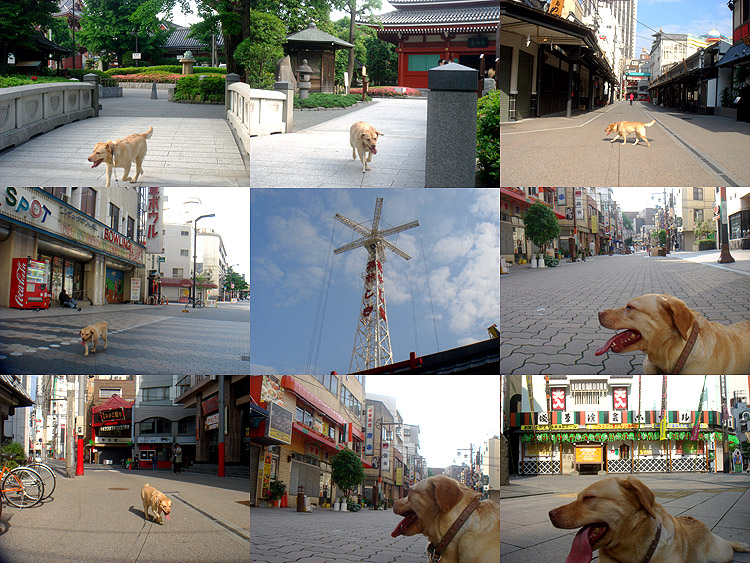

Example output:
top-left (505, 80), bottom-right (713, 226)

top-left (192, 213), bottom-right (215, 308)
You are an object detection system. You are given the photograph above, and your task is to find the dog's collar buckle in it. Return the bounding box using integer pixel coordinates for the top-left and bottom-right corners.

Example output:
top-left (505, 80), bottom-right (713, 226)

top-left (427, 544), bottom-right (441, 562)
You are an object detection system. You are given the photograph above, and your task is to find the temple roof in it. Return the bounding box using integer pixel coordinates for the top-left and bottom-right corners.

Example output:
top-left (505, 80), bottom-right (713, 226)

top-left (362, 4), bottom-right (499, 31)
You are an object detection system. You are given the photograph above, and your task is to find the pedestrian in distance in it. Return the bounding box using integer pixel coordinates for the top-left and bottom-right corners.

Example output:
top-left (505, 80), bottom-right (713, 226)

top-left (629, 93), bottom-right (634, 105)
top-left (589, 240), bottom-right (595, 257)
top-left (59, 289), bottom-right (81, 310)
top-left (172, 443), bottom-right (183, 474)
top-left (152, 453), bottom-right (158, 471)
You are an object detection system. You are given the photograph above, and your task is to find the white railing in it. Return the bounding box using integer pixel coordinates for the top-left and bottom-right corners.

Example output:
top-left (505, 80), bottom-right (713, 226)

top-left (0, 80), bottom-right (97, 151)
top-left (226, 81), bottom-right (289, 155)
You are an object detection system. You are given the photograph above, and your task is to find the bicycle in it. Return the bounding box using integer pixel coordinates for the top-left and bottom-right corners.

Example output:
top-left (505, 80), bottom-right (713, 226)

top-left (24, 457), bottom-right (56, 500)
top-left (0, 453), bottom-right (44, 510)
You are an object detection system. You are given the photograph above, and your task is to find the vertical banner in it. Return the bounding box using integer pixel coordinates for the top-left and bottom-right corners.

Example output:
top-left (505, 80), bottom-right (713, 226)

top-left (365, 406), bottom-right (374, 455)
top-left (659, 375), bottom-right (668, 441)
top-left (690, 375), bottom-right (707, 441)
top-left (130, 278), bottom-right (141, 302)
top-left (557, 187), bottom-right (566, 206)
top-left (382, 442), bottom-right (390, 472)
top-left (527, 375), bottom-right (536, 441)
top-left (575, 188), bottom-right (584, 220)
top-left (145, 187), bottom-right (163, 254)
top-left (544, 375), bottom-right (551, 432)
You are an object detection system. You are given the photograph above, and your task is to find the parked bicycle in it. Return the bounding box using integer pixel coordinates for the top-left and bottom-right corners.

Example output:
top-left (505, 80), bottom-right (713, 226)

top-left (0, 453), bottom-right (44, 514)
top-left (24, 457), bottom-right (56, 500)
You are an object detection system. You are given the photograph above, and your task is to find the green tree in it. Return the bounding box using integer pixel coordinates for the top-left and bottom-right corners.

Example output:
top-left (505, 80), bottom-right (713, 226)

top-left (522, 201), bottom-right (560, 254)
top-left (331, 448), bottom-right (365, 501)
top-left (0, 0), bottom-right (59, 74)
top-left (332, 17), bottom-right (367, 86)
top-left (232, 10), bottom-right (286, 88)
top-left (364, 33), bottom-right (397, 85)
top-left (222, 267), bottom-right (249, 298)
top-left (694, 219), bottom-right (716, 241)
top-left (341, 0), bottom-right (381, 87)
top-left (49, 16), bottom-right (76, 54)
top-left (621, 212), bottom-right (633, 231)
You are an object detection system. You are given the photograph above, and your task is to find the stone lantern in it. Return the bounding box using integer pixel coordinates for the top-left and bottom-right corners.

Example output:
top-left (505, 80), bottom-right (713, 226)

top-left (180, 50), bottom-right (196, 75)
top-left (296, 59), bottom-right (313, 100)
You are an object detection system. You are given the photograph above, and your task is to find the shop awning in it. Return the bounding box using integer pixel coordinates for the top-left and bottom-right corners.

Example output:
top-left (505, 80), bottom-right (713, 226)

top-left (281, 376), bottom-right (347, 426)
top-left (292, 422), bottom-right (342, 452)
top-left (160, 277), bottom-right (193, 287)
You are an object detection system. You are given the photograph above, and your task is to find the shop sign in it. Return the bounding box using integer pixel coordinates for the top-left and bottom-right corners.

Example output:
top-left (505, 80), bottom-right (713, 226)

top-left (205, 412), bottom-right (219, 430)
top-left (613, 387), bottom-right (628, 410)
top-left (574, 188), bottom-right (584, 220)
top-left (99, 424), bottom-right (130, 431)
top-left (260, 376), bottom-right (284, 405)
top-left (365, 406), bottom-right (374, 455)
top-left (556, 188), bottom-right (566, 206)
top-left (94, 436), bottom-right (130, 445)
top-left (395, 467), bottom-right (403, 486)
top-left (1, 187), bottom-right (145, 266)
top-left (266, 403), bottom-right (292, 444)
top-left (521, 424), bottom-right (577, 431)
top-left (145, 187), bottom-right (163, 254)
top-left (138, 436), bottom-right (176, 444)
top-left (575, 447), bottom-right (602, 463)
top-left (551, 389), bottom-right (566, 410)
top-left (381, 442), bottom-right (390, 472)
top-left (262, 451), bottom-right (272, 498)
top-left (130, 278), bottom-right (141, 302)
top-left (100, 408), bottom-right (125, 423)
top-left (202, 395), bottom-right (219, 415)
top-left (306, 444), bottom-right (320, 457)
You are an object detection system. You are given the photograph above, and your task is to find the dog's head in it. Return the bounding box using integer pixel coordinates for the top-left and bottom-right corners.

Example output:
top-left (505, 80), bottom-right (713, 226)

top-left (360, 129), bottom-right (382, 154)
top-left (604, 123), bottom-right (617, 135)
top-left (159, 496), bottom-right (172, 516)
top-left (79, 327), bottom-right (93, 342)
top-left (392, 475), bottom-right (470, 538)
top-left (87, 142), bottom-right (114, 168)
top-left (595, 293), bottom-right (697, 357)
top-left (549, 477), bottom-right (657, 562)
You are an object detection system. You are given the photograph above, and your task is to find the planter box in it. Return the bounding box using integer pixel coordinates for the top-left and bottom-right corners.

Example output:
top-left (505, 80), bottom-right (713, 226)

top-left (697, 241), bottom-right (717, 251)
top-left (650, 247), bottom-right (663, 257)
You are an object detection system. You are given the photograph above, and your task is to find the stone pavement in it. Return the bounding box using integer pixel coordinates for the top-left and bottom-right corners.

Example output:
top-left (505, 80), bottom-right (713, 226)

top-left (0, 90), bottom-right (249, 187)
top-left (499, 473), bottom-right (750, 562)
top-left (0, 302), bottom-right (250, 375)
top-left (250, 506), bottom-right (427, 562)
top-left (248, 98), bottom-right (427, 188)
top-left (499, 250), bottom-right (750, 374)
top-left (0, 460), bottom-right (250, 563)
top-left (499, 100), bottom-right (750, 187)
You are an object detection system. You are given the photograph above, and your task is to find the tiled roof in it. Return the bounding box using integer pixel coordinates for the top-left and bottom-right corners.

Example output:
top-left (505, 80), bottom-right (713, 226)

top-left (717, 41), bottom-right (750, 67)
top-left (363, 5), bottom-right (499, 27)
top-left (286, 23), bottom-right (354, 48)
top-left (164, 26), bottom-right (224, 50)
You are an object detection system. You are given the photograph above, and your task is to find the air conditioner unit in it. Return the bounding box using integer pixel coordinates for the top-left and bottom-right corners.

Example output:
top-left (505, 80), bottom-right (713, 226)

top-left (61, 193), bottom-right (70, 203)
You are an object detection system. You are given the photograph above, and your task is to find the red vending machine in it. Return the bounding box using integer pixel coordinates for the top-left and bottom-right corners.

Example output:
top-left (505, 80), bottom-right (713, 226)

top-left (9, 258), bottom-right (51, 309)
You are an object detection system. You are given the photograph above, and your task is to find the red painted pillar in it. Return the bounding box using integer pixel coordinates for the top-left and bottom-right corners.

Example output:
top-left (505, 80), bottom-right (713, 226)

top-left (218, 442), bottom-right (225, 477)
top-left (76, 437), bottom-right (84, 476)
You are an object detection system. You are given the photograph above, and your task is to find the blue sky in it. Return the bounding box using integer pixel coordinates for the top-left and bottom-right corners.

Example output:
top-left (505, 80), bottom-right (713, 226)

top-left (250, 188), bottom-right (500, 375)
top-left (635, 0), bottom-right (733, 56)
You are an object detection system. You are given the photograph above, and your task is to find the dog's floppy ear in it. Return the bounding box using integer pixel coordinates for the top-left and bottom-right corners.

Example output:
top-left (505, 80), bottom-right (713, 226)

top-left (659, 295), bottom-right (695, 340)
top-left (105, 141), bottom-right (114, 153)
top-left (429, 476), bottom-right (462, 513)
top-left (620, 476), bottom-right (656, 519)
top-left (375, 130), bottom-right (384, 136)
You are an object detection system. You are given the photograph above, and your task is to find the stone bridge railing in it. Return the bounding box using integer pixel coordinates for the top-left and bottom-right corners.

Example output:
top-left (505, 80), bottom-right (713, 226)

top-left (0, 77), bottom-right (98, 152)
top-left (224, 74), bottom-right (294, 155)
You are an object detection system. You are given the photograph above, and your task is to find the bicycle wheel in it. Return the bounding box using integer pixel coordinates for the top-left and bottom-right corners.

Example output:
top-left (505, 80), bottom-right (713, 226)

top-left (2, 467), bottom-right (43, 508)
top-left (28, 463), bottom-right (55, 500)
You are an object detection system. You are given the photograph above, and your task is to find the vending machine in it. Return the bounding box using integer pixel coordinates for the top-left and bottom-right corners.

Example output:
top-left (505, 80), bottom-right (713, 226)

top-left (9, 258), bottom-right (51, 309)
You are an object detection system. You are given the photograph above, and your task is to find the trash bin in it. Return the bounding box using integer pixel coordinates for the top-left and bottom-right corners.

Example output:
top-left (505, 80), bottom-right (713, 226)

top-left (296, 485), bottom-right (306, 512)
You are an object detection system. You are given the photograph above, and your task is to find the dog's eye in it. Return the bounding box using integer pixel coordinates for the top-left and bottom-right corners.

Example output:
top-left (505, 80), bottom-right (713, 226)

top-left (582, 495), bottom-right (595, 501)
top-left (626, 305), bottom-right (634, 310)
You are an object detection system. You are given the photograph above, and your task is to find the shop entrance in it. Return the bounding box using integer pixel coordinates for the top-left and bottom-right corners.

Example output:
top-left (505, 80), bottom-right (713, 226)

top-left (40, 254), bottom-right (84, 302)
top-left (290, 459), bottom-right (321, 499)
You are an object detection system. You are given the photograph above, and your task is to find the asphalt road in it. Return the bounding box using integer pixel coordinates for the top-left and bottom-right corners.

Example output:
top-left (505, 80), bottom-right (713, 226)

top-left (499, 250), bottom-right (750, 374)
top-left (0, 461), bottom-right (250, 563)
top-left (0, 302), bottom-right (250, 375)
top-left (499, 100), bottom-right (750, 187)
top-left (499, 473), bottom-right (750, 562)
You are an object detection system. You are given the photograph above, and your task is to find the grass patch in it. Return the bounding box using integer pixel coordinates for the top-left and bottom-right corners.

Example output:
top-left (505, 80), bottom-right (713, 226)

top-left (294, 92), bottom-right (370, 109)
top-left (0, 75), bottom-right (72, 88)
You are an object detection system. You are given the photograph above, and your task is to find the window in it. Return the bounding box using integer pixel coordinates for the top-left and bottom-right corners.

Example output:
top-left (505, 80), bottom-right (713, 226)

top-left (570, 381), bottom-right (608, 406)
top-left (694, 208), bottom-right (704, 223)
top-left (42, 187), bottom-right (66, 199)
top-left (172, 268), bottom-right (184, 277)
top-left (180, 249), bottom-right (189, 256)
top-left (178, 417), bottom-right (195, 435)
top-left (407, 54), bottom-right (441, 72)
top-left (99, 387), bottom-right (122, 398)
top-left (181, 230), bottom-right (189, 236)
top-left (140, 417), bottom-right (171, 434)
top-left (109, 203), bottom-right (120, 231)
top-left (127, 217), bottom-right (135, 239)
top-left (693, 188), bottom-right (703, 201)
top-left (80, 187), bottom-right (96, 217)
top-left (303, 407), bottom-right (314, 428)
top-left (340, 386), bottom-right (362, 416)
top-left (142, 386), bottom-right (170, 401)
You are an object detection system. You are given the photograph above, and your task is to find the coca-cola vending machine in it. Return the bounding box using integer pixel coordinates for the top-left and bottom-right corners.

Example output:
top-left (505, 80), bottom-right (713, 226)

top-left (10, 258), bottom-right (51, 309)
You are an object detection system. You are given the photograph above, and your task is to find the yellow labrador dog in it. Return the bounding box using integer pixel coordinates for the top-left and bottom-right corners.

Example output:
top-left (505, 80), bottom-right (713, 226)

top-left (596, 293), bottom-right (750, 374)
top-left (141, 483), bottom-right (171, 524)
top-left (392, 475), bottom-right (500, 563)
top-left (79, 321), bottom-right (107, 356)
top-left (350, 121), bottom-right (382, 172)
top-left (87, 126), bottom-right (153, 187)
top-left (605, 120), bottom-right (655, 146)
top-left (549, 476), bottom-right (750, 563)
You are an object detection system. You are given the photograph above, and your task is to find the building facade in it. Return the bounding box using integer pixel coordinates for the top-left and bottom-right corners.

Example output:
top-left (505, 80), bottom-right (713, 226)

top-left (364, 395), bottom-right (405, 507)
top-left (86, 376), bottom-right (135, 465)
top-left (147, 222), bottom-right (193, 303)
top-left (727, 188), bottom-right (750, 249)
top-left (717, 0), bottom-right (750, 121)
top-left (196, 228), bottom-right (227, 300)
top-left (674, 187), bottom-right (717, 251)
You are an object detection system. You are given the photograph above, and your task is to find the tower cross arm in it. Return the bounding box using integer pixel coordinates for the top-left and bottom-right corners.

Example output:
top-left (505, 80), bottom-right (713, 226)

top-left (383, 240), bottom-right (412, 261)
top-left (334, 237), bottom-right (370, 255)
top-left (334, 213), bottom-right (371, 238)
top-left (378, 220), bottom-right (420, 238)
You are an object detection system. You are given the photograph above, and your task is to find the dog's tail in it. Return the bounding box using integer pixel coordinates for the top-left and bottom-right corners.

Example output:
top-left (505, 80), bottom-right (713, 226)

top-left (729, 541), bottom-right (750, 553)
top-left (644, 120), bottom-right (656, 127)
top-left (142, 126), bottom-right (154, 138)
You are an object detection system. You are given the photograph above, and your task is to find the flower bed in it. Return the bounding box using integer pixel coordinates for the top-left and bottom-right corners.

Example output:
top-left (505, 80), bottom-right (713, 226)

top-left (350, 86), bottom-right (421, 97)
top-left (105, 65), bottom-right (226, 76)
top-left (110, 72), bottom-right (186, 84)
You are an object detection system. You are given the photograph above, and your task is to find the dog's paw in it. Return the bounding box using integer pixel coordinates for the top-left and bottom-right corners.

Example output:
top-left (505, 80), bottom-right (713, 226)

top-left (123, 176), bottom-right (132, 182)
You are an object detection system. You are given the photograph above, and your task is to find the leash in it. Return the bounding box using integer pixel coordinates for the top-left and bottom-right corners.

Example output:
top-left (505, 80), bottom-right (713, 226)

top-left (656, 320), bottom-right (699, 374)
top-left (426, 497), bottom-right (481, 562)
top-left (641, 523), bottom-right (662, 563)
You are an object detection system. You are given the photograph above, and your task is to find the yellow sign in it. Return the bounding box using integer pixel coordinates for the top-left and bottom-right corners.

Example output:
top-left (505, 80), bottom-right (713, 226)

top-left (587, 423), bottom-right (638, 430)
top-left (396, 467), bottom-right (403, 486)
top-left (521, 424), bottom-right (577, 431)
top-left (576, 447), bottom-right (602, 463)
top-left (547, 0), bottom-right (565, 17)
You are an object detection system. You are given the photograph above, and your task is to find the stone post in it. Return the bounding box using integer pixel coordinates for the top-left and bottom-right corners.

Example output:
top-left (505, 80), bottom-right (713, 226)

top-left (83, 73), bottom-right (100, 117)
top-left (274, 81), bottom-right (295, 133)
top-left (425, 63), bottom-right (478, 188)
top-left (225, 73), bottom-right (240, 113)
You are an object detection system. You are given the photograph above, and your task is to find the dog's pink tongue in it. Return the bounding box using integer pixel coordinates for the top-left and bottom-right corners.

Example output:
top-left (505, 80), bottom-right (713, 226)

top-left (595, 333), bottom-right (621, 356)
top-left (566, 526), bottom-right (594, 563)
top-left (391, 512), bottom-right (417, 537)
top-left (166, 515), bottom-right (170, 520)
top-left (370, 146), bottom-right (377, 154)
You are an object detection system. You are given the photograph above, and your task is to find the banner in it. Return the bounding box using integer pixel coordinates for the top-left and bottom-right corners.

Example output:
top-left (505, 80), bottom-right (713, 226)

top-left (527, 375), bottom-right (536, 441)
top-left (365, 406), bottom-right (375, 455)
top-left (660, 375), bottom-right (668, 440)
top-left (130, 278), bottom-right (141, 302)
top-left (145, 187), bottom-right (163, 254)
top-left (575, 188), bottom-right (584, 220)
top-left (691, 376), bottom-right (707, 440)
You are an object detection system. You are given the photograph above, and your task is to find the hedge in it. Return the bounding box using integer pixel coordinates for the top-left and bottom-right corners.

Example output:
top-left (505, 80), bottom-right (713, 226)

top-left (477, 90), bottom-right (500, 186)
top-left (294, 93), bottom-right (370, 109)
top-left (105, 65), bottom-right (227, 76)
top-left (174, 75), bottom-right (226, 102)
top-left (0, 75), bottom-right (71, 88)
top-left (350, 86), bottom-right (421, 97)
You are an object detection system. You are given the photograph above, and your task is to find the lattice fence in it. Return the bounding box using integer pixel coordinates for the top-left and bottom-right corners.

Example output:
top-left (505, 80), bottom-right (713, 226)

top-left (520, 460), bottom-right (560, 475)
top-left (671, 457), bottom-right (705, 472)
top-left (607, 459), bottom-right (632, 473)
top-left (636, 458), bottom-right (668, 472)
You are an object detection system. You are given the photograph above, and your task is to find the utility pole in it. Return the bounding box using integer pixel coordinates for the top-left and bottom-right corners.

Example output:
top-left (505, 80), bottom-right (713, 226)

top-left (218, 375), bottom-right (225, 477)
top-left (76, 376), bottom-right (85, 476)
top-left (66, 375), bottom-right (75, 478)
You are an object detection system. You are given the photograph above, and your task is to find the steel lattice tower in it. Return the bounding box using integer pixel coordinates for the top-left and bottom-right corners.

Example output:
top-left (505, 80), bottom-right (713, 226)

top-left (334, 197), bottom-right (419, 372)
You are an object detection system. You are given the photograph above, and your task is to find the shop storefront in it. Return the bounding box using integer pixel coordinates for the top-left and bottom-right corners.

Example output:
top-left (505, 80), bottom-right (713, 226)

top-left (0, 187), bottom-right (146, 308)
top-left (91, 395), bottom-right (134, 465)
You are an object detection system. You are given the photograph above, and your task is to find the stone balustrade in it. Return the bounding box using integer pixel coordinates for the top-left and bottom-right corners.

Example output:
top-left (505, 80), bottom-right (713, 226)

top-left (0, 80), bottom-right (98, 152)
top-left (225, 74), bottom-right (293, 155)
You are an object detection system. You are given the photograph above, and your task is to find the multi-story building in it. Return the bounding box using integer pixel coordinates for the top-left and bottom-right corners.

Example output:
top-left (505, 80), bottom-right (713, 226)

top-left (674, 187), bottom-right (717, 250)
top-left (482, 436), bottom-right (504, 503)
top-left (401, 423), bottom-right (423, 487)
top-left (505, 375), bottom-right (739, 475)
top-left (727, 188), bottom-right (750, 248)
top-left (364, 394), bottom-right (405, 507)
top-left (146, 223), bottom-right (194, 303)
top-left (86, 376), bottom-right (135, 465)
top-left (196, 228), bottom-right (227, 300)
top-left (649, 31), bottom-right (708, 82)
top-left (730, 389), bottom-right (749, 448)
top-left (717, 0), bottom-right (750, 121)
top-left (0, 186), bottom-right (146, 308)
top-left (1, 375), bottom-right (34, 451)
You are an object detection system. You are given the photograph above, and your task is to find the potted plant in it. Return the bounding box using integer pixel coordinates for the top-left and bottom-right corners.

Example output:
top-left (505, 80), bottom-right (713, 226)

top-left (522, 202), bottom-right (560, 270)
top-left (331, 448), bottom-right (365, 513)
top-left (267, 480), bottom-right (286, 507)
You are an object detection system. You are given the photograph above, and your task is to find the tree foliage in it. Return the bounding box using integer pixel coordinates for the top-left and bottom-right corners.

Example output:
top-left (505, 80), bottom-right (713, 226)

top-left (364, 33), bottom-right (397, 86)
top-left (621, 212), bottom-right (633, 231)
top-left (222, 267), bottom-right (249, 297)
top-left (331, 448), bottom-right (364, 500)
top-left (523, 202), bottom-right (560, 252)
top-left (233, 10), bottom-right (286, 87)
top-left (0, 0), bottom-right (59, 74)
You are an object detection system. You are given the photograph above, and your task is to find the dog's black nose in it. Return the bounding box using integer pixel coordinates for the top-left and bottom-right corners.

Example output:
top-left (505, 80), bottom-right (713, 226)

top-left (549, 508), bottom-right (558, 520)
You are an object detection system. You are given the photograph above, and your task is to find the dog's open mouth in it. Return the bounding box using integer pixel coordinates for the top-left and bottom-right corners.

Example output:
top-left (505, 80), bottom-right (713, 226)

top-left (90, 158), bottom-right (103, 168)
top-left (391, 511), bottom-right (418, 537)
top-left (368, 145), bottom-right (377, 154)
top-left (566, 522), bottom-right (608, 563)
top-left (594, 330), bottom-right (641, 356)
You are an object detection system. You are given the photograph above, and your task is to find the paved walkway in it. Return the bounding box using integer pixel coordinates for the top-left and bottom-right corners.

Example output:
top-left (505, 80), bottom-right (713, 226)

top-left (499, 100), bottom-right (750, 187)
top-left (249, 98), bottom-right (427, 188)
top-left (499, 250), bottom-right (750, 374)
top-left (0, 89), bottom-right (249, 186)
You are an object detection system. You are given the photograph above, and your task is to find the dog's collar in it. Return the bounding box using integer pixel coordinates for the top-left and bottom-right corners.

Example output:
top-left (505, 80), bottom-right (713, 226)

top-left (426, 497), bottom-right (481, 562)
top-left (656, 320), bottom-right (699, 375)
top-left (641, 523), bottom-right (662, 563)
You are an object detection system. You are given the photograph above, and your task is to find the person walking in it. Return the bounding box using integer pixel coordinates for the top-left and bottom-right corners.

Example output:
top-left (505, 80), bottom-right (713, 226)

top-left (629, 93), bottom-right (634, 105)
top-left (589, 240), bottom-right (595, 257)
top-left (172, 444), bottom-right (183, 474)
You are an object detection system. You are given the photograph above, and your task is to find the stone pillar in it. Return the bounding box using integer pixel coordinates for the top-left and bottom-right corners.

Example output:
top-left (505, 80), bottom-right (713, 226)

top-left (274, 81), bottom-right (294, 133)
top-left (83, 73), bottom-right (100, 117)
top-left (425, 63), bottom-right (478, 188)
top-left (225, 73), bottom-right (240, 113)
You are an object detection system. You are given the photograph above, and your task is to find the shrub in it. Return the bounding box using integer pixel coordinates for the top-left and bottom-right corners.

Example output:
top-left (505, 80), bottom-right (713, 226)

top-left (0, 75), bottom-right (71, 88)
top-left (232, 11), bottom-right (286, 86)
top-left (104, 65), bottom-right (227, 76)
top-left (477, 89), bottom-right (500, 186)
top-left (294, 93), bottom-right (370, 109)
top-left (350, 86), bottom-right (421, 97)
top-left (174, 75), bottom-right (226, 102)
top-left (0, 442), bottom-right (26, 469)
top-left (66, 69), bottom-right (118, 87)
